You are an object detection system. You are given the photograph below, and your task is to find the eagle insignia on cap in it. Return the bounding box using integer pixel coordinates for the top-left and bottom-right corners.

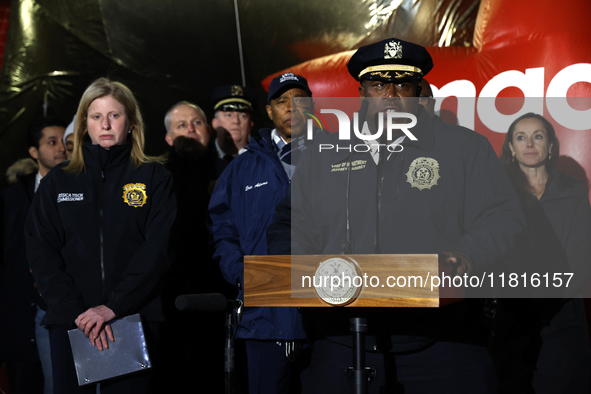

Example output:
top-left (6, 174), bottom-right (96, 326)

top-left (406, 157), bottom-right (440, 190)
top-left (384, 41), bottom-right (403, 60)
top-left (231, 85), bottom-right (243, 97)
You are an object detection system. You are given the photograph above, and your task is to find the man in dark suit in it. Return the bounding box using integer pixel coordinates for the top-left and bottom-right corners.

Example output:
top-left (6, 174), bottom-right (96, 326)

top-left (0, 117), bottom-right (66, 394)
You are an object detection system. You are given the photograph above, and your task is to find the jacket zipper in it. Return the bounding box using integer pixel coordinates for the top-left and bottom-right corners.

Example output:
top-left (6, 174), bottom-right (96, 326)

top-left (375, 153), bottom-right (404, 251)
top-left (395, 156), bottom-right (404, 205)
top-left (99, 167), bottom-right (107, 299)
top-left (375, 152), bottom-right (385, 252)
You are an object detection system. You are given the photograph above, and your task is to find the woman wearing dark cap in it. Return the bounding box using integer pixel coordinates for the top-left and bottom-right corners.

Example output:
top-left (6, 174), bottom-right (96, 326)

top-left (26, 78), bottom-right (176, 393)
top-left (494, 112), bottom-right (591, 393)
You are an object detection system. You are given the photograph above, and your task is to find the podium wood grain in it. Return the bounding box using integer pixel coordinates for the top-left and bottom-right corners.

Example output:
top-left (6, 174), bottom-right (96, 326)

top-left (244, 254), bottom-right (461, 308)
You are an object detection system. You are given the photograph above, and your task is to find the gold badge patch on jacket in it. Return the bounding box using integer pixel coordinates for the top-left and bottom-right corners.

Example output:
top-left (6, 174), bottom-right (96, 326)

top-left (406, 157), bottom-right (440, 190)
top-left (122, 183), bottom-right (148, 207)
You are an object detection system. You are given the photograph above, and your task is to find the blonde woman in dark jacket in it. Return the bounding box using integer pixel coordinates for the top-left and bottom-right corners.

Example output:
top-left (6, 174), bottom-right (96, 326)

top-left (26, 78), bottom-right (176, 393)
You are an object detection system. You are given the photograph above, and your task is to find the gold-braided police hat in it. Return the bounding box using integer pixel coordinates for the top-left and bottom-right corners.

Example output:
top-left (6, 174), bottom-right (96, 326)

top-left (347, 38), bottom-right (433, 83)
top-left (210, 85), bottom-right (256, 113)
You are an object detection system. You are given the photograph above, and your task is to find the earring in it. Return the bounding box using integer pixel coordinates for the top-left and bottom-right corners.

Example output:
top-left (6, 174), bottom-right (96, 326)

top-left (512, 154), bottom-right (515, 163)
top-left (549, 150), bottom-right (552, 160)
top-left (128, 129), bottom-right (132, 134)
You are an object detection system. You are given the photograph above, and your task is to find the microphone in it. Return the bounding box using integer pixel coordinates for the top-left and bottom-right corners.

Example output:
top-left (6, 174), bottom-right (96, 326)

top-left (341, 100), bottom-right (368, 255)
top-left (175, 293), bottom-right (243, 313)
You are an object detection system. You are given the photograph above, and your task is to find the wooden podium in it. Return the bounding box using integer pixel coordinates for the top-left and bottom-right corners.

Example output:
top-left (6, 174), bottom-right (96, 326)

top-left (244, 254), bottom-right (464, 308)
top-left (244, 254), bottom-right (464, 394)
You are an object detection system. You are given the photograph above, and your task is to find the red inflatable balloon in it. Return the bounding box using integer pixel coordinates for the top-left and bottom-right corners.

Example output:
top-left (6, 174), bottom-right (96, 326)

top-left (262, 0), bottom-right (591, 194)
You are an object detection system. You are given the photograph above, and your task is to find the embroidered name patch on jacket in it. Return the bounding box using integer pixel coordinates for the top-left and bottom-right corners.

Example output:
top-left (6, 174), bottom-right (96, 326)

top-left (331, 160), bottom-right (367, 172)
top-left (245, 181), bottom-right (268, 192)
top-left (122, 183), bottom-right (148, 207)
top-left (57, 193), bottom-right (84, 203)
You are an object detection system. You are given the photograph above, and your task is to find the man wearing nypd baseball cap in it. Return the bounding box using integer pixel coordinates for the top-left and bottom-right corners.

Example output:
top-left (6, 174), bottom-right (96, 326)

top-left (209, 84), bottom-right (256, 170)
top-left (282, 38), bottom-right (525, 393)
top-left (267, 72), bottom-right (312, 103)
top-left (209, 73), bottom-right (320, 393)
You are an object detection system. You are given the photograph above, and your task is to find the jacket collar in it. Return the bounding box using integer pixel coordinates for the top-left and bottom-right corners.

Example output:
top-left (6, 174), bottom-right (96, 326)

top-left (402, 107), bottom-right (435, 151)
top-left (328, 106), bottom-right (434, 164)
top-left (541, 167), bottom-right (582, 202)
top-left (17, 171), bottom-right (36, 201)
top-left (251, 128), bottom-right (274, 149)
top-left (167, 142), bottom-right (216, 164)
top-left (83, 142), bottom-right (132, 170)
top-left (246, 128), bottom-right (279, 159)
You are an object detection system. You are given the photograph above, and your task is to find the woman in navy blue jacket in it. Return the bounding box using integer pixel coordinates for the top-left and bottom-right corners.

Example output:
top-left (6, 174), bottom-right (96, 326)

top-left (25, 78), bottom-right (176, 393)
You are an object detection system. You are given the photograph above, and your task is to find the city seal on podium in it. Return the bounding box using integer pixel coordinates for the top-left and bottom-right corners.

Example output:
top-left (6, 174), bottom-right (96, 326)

top-left (314, 256), bottom-right (362, 306)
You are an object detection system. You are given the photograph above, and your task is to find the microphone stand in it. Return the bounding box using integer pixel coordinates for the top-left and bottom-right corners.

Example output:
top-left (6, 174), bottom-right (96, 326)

top-left (225, 300), bottom-right (243, 394)
top-left (346, 317), bottom-right (376, 394)
top-left (344, 101), bottom-right (376, 393)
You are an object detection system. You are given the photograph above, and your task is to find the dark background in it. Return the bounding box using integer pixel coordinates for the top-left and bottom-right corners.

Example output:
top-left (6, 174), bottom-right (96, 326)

top-left (0, 0), bottom-right (479, 190)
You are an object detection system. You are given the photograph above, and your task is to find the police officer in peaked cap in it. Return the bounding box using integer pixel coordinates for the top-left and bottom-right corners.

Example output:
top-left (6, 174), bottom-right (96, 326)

top-left (209, 85), bottom-right (256, 166)
top-left (282, 38), bottom-right (524, 394)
